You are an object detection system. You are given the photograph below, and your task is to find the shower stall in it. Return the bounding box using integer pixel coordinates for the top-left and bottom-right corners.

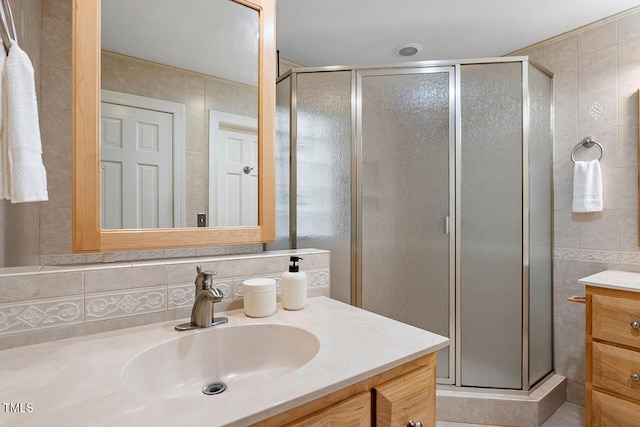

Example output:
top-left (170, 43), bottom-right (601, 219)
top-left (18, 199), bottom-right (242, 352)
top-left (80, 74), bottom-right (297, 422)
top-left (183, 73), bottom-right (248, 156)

top-left (268, 58), bottom-right (553, 391)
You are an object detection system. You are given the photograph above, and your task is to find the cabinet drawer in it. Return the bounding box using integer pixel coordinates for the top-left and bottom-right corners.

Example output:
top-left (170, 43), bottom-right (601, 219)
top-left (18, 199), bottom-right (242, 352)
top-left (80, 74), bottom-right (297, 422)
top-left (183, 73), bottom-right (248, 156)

top-left (591, 390), bottom-right (640, 427)
top-left (591, 294), bottom-right (640, 349)
top-left (374, 364), bottom-right (435, 427)
top-left (592, 342), bottom-right (640, 401)
top-left (284, 391), bottom-right (370, 427)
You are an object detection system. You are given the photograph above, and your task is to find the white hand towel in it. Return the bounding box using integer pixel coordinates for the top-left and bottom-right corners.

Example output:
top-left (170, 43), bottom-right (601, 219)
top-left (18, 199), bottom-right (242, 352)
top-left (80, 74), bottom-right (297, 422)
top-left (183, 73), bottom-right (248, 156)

top-left (0, 43), bottom-right (8, 200)
top-left (572, 159), bottom-right (602, 213)
top-left (6, 44), bottom-right (47, 203)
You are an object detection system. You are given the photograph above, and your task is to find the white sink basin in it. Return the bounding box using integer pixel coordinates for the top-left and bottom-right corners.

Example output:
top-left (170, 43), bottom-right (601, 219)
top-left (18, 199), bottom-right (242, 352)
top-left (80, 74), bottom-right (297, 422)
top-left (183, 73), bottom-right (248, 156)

top-left (122, 324), bottom-right (320, 398)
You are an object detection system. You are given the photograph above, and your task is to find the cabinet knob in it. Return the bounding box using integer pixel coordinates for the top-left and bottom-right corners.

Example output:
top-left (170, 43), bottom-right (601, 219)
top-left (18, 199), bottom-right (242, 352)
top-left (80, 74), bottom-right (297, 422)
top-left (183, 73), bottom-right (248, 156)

top-left (407, 420), bottom-right (423, 427)
top-left (631, 321), bottom-right (640, 330)
top-left (632, 373), bottom-right (640, 382)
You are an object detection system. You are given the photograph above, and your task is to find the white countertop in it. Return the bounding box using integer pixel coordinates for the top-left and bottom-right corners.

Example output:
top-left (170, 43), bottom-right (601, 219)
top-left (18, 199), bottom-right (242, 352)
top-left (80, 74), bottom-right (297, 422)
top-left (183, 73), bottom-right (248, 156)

top-left (0, 296), bottom-right (448, 426)
top-left (579, 269), bottom-right (640, 293)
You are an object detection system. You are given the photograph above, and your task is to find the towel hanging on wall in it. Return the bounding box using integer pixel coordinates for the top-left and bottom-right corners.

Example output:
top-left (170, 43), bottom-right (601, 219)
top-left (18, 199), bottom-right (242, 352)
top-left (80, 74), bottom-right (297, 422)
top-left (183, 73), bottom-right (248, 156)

top-left (572, 159), bottom-right (602, 213)
top-left (0, 0), bottom-right (48, 203)
top-left (6, 43), bottom-right (48, 203)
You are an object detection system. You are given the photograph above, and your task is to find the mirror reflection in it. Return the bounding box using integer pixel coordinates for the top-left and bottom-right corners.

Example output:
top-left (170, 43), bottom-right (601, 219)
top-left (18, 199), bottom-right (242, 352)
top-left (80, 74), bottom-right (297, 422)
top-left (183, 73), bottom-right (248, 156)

top-left (100, 0), bottom-right (259, 229)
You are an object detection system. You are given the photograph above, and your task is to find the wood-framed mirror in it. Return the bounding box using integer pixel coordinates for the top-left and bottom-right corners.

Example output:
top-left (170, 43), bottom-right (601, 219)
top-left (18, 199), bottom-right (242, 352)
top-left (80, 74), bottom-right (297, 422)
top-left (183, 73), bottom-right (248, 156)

top-left (72, 0), bottom-right (275, 252)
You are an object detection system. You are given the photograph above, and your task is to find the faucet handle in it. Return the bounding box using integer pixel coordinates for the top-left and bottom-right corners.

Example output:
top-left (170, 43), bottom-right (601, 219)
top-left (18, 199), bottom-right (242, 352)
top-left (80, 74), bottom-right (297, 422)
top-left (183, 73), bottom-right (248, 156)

top-left (211, 287), bottom-right (224, 300)
top-left (195, 266), bottom-right (217, 290)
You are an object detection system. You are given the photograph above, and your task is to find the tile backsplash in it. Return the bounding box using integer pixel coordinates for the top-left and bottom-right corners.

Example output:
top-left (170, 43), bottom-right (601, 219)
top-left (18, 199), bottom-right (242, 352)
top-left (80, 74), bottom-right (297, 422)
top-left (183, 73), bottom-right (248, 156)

top-left (0, 249), bottom-right (330, 350)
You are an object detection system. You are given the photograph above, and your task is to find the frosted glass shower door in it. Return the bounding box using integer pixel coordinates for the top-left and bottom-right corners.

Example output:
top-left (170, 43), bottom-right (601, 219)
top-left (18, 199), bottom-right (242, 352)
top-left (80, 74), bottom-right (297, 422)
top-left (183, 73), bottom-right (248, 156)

top-left (359, 68), bottom-right (455, 381)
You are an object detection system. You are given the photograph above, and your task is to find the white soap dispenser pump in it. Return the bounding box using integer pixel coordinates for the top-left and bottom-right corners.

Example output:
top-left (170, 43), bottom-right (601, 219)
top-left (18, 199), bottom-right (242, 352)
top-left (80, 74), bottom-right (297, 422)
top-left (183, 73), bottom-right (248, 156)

top-left (281, 256), bottom-right (307, 310)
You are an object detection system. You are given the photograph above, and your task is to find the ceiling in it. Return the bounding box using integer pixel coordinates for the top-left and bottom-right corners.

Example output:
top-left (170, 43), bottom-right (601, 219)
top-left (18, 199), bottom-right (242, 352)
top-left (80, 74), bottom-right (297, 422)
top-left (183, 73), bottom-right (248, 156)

top-left (276, 0), bottom-right (640, 67)
top-left (101, 0), bottom-right (259, 86)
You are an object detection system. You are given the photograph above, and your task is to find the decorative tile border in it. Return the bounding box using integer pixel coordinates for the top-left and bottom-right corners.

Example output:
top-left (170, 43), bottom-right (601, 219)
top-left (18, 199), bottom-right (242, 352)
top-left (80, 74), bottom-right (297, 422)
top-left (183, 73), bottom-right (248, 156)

top-left (554, 248), bottom-right (640, 264)
top-left (0, 296), bottom-right (84, 336)
top-left (307, 269), bottom-right (330, 288)
top-left (85, 286), bottom-right (167, 322)
top-left (168, 284), bottom-right (194, 310)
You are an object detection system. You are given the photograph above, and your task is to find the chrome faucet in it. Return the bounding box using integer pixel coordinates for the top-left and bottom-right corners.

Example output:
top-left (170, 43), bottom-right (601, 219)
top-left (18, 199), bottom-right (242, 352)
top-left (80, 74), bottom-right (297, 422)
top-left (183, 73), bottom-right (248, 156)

top-left (175, 266), bottom-right (229, 331)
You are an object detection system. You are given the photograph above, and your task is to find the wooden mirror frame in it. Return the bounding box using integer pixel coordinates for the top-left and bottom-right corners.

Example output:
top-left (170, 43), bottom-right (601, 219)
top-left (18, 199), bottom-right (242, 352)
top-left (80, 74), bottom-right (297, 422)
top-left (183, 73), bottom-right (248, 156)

top-left (72, 0), bottom-right (275, 252)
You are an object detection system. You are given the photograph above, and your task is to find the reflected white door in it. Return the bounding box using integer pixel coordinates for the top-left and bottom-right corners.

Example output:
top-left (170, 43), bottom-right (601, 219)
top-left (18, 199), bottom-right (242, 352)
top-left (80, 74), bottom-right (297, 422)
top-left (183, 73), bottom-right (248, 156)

top-left (100, 102), bottom-right (173, 229)
top-left (215, 127), bottom-right (258, 226)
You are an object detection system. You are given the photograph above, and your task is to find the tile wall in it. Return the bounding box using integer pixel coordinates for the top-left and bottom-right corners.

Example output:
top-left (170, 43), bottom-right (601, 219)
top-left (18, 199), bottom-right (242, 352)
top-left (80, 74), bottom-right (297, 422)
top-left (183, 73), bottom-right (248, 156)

top-left (513, 7), bottom-right (640, 405)
top-left (0, 249), bottom-right (330, 350)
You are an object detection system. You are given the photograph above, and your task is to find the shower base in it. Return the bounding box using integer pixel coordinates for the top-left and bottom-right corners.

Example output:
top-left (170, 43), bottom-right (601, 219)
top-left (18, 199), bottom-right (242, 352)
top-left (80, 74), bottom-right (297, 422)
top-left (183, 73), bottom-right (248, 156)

top-left (437, 374), bottom-right (566, 427)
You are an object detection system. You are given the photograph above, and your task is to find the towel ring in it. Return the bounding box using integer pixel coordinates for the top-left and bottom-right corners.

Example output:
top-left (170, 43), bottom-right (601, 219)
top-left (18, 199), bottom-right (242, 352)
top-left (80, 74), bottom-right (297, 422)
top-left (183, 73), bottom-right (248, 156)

top-left (571, 137), bottom-right (604, 164)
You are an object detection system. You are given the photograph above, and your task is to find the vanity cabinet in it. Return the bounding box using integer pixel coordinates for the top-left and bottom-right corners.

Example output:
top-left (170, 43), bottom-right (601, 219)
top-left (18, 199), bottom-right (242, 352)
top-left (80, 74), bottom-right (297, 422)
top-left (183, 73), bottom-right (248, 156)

top-left (251, 352), bottom-right (436, 427)
top-left (586, 286), bottom-right (640, 427)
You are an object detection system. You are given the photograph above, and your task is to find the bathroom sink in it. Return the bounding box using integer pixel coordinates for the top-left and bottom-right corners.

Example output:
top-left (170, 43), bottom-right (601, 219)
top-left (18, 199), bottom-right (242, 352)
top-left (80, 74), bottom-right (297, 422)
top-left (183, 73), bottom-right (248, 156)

top-left (122, 324), bottom-right (320, 398)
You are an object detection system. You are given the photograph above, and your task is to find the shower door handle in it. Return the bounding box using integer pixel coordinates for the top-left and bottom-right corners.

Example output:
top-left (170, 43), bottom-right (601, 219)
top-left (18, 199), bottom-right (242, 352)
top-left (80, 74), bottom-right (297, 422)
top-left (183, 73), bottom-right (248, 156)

top-left (444, 216), bottom-right (450, 234)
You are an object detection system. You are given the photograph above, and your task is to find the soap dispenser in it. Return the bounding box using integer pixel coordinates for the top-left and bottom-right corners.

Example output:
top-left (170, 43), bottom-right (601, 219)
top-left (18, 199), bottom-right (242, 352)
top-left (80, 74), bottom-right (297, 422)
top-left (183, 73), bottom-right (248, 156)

top-left (281, 256), bottom-right (307, 310)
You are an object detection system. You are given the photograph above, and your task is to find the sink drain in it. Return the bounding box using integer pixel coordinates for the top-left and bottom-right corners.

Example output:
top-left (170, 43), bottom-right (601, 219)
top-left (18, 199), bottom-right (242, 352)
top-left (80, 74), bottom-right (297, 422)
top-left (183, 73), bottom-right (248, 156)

top-left (202, 382), bottom-right (227, 395)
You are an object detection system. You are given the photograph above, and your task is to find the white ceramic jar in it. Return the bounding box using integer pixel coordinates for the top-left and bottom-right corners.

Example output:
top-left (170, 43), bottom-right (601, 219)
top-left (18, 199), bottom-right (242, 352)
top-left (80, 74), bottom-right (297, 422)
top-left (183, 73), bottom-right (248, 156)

top-left (242, 278), bottom-right (276, 317)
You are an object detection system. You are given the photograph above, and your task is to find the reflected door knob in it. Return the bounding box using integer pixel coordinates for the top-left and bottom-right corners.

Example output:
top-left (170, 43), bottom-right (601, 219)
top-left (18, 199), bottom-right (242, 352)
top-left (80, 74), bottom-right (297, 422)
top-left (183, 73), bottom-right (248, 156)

top-left (631, 321), bottom-right (640, 330)
top-left (407, 420), bottom-right (423, 427)
top-left (632, 373), bottom-right (640, 382)
top-left (243, 166), bottom-right (254, 174)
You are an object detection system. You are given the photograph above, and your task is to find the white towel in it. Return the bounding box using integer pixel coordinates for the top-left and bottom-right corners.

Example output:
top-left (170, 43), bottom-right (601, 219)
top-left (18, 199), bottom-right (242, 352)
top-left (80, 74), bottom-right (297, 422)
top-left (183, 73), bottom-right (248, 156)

top-left (572, 159), bottom-right (602, 213)
top-left (0, 43), bottom-right (7, 200)
top-left (6, 43), bottom-right (47, 203)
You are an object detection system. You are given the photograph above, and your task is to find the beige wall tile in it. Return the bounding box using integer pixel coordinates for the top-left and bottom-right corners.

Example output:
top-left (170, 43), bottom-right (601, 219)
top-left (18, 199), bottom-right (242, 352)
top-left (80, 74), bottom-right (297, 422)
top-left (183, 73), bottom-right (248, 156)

top-left (0, 272), bottom-right (83, 303)
top-left (618, 124), bottom-right (637, 167)
top-left (577, 86), bottom-right (619, 132)
top-left (618, 166), bottom-right (638, 209)
top-left (84, 265), bottom-right (167, 293)
top-left (186, 122), bottom-right (208, 154)
top-left (578, 46), bottom-right (617, 93)
top-left (617, 80), bottom-right (640, 126)
top-left (554, 210), bottom-right (578, 248)
top-left (42, 0), bottom-right (72, 22)
top-left (39, 207), bottom-right (72, 255)
top-left (577, 210), bottom-right (618, 250)
top-left (547, 57), bottom-right (577, 94)
top-left (618, 11), bottom-right (640, 44)
top-left (167, 260), bottom-right (233, 284)
top-left (41, 14), bottom-right (72, 71)
top-left (205, 77), bottom-right (257, 118)
top-left (182, 73), bottom-right (206, 95)
top-left (553, 90), bottom-right (578, 136)
top-left (101, 52), bottom-right (126, 92)
top-left (124, 60), bottom-right (155, 97)
top-left (618, 208), bottom-right (639, 251)
top-left (232, 255), bottom-right (290, 277)
top-left (577, 22), bottom-right (617, 56)
top-left (618, 36), bottom-right (640, 84)
top-left (543, 36), bottom-right (578, 66)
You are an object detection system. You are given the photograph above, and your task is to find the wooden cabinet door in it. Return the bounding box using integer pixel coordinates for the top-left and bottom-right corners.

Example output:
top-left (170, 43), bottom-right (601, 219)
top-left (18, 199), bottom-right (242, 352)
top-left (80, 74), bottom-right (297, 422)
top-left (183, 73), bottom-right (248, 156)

top-left (592, 341), bottom-right (640, 402)
top-left (591, 390), bottom-right (640, 426)
top-left (284, 391), bottom-right (370, 427)
top-left (591, 293), bottom-right (640, 350)
top-left (374, 364), bottom-right (436, 427)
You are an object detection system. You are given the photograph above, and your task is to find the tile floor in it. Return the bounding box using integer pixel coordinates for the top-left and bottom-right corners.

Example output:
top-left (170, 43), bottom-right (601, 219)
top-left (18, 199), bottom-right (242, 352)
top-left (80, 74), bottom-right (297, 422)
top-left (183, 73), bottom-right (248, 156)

top-left (436, 402), bottom-right (584, 427)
